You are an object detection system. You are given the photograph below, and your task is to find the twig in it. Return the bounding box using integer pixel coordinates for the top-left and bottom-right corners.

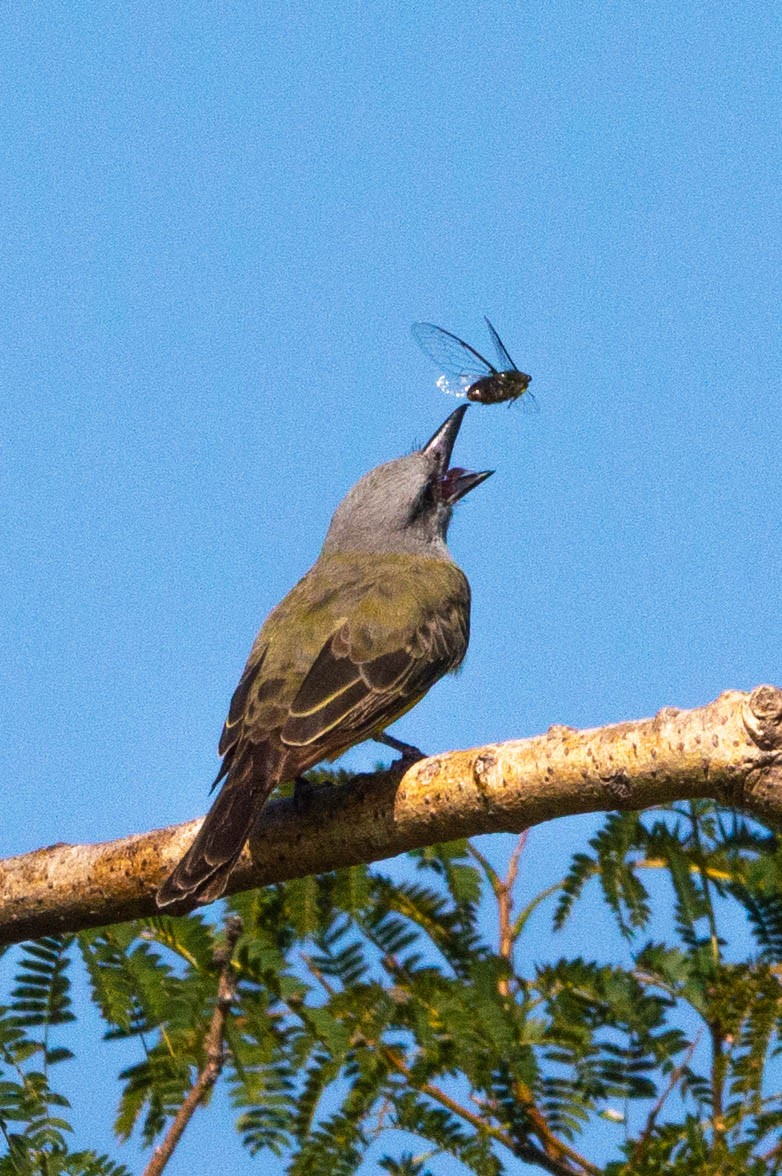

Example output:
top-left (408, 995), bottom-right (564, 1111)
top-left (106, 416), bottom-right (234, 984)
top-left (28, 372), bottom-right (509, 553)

top-left (631, 1033), bottom-right (701, 1162)
top-left (488, 832), bottom-right (578, 1169)
top-left (688, 801), bottom-right (722, 967)
top-left (295, 942), bottom-right (596, 1176)
top-left (498, 832), bottom-right (527, 984)
top-left (381, 1045), bottom-right (597, 1176)
top-left (471, 834), bottom-right (595, 1171)
top-left (302, 952), bottom-right (337, 997)
top-left (142, 916), bottom-right (243, 1176)
top-left (762, 1136), bottom-right (782, 1165)
top-left (466, 841), bottom-right (501, 890)
top-left (709, 1021), bottom-right (726, 1133)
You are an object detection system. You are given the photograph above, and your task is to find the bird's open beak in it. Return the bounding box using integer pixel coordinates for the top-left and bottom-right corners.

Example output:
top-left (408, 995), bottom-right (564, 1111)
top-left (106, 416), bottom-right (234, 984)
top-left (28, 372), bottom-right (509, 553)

top-left (422, 405), bottom-right (469, 468)
top-left (422, 406), bottom-right (494, 504)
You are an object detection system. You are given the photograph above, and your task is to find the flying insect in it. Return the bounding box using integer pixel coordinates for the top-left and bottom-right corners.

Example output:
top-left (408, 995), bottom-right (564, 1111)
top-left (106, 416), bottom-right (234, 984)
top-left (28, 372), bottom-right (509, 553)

top-left (412, 317), bottom-right (535, 409)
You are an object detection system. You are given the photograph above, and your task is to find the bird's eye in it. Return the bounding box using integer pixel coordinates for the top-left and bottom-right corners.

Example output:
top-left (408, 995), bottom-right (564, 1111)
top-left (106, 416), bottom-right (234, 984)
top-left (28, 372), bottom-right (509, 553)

top-left (410, 478), bottom-right (436, 521)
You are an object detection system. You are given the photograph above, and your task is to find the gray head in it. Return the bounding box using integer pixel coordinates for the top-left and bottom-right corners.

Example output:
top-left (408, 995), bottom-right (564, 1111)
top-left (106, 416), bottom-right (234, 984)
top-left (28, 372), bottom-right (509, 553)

top-left (321, 406), bottom-right (493, 559)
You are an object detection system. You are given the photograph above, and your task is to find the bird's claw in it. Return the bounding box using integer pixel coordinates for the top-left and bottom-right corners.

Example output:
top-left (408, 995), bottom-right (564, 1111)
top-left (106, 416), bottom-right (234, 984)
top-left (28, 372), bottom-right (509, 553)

top-left (373, 731), bottom-right (426, 765)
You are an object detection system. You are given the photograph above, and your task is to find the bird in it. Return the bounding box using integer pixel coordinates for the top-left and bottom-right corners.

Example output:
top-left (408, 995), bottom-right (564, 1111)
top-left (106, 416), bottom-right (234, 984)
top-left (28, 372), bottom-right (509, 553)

top-left (156, 405), bottom-right (492, 908)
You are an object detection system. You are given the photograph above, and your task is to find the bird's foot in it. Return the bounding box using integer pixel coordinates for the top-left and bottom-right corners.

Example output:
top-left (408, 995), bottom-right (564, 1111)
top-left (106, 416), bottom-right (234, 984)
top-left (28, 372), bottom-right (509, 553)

top-left (374, 731), bottom-right (426, 765)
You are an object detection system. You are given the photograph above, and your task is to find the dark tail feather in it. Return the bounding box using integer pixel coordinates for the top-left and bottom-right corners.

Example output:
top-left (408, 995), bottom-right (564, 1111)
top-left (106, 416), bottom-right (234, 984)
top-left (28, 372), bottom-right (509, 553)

top-left (156, 769), bottom-right (274, 908)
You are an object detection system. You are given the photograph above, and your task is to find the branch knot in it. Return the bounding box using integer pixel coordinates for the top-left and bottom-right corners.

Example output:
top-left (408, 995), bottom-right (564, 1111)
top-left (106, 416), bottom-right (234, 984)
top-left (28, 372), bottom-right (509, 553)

top-left (743, 685), bottom-right (782, 751)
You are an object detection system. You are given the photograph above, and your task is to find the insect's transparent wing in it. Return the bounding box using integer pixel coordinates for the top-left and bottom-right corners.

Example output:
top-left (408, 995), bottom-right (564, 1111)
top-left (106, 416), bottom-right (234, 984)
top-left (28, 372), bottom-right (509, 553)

top-left (484, 316), bottom-right (517, 371)
top-left (411, 322), bottom-right (496, 378)
top-left (436, 373), bottom-right (471, 399)
top-left (512, 387), bottom-right (539, 413)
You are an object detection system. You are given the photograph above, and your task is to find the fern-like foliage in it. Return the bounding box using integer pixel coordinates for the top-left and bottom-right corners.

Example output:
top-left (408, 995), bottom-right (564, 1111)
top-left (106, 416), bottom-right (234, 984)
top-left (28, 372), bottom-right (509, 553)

top-left (0, 940), bottom-right (132, 1175)
top-left (2, 800), bottom-right (781, 1174)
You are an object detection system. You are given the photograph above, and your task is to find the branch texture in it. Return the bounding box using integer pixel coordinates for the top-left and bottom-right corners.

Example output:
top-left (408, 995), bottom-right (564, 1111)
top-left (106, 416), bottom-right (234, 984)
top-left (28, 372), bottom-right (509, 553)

top-left (2, 685), bottom-right (781, 945)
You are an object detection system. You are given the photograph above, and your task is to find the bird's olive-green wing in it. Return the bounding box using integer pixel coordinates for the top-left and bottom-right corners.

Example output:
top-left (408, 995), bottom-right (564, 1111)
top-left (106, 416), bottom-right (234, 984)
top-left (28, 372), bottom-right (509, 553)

top-left (280, 594), bottom-right (469, 753)
top-left (214, 554), bottom-right (470, 777)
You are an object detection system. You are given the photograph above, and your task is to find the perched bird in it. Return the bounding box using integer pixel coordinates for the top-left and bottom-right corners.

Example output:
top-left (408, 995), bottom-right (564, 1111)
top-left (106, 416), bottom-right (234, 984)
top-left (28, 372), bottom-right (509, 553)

top-left (156, 405), bottom-right (492, 908)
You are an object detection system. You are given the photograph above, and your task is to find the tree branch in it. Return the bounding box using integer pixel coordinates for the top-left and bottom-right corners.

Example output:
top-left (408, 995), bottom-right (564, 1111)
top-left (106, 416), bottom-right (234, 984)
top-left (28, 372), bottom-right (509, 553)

top-left (2, 685), bottom-right (781, 945)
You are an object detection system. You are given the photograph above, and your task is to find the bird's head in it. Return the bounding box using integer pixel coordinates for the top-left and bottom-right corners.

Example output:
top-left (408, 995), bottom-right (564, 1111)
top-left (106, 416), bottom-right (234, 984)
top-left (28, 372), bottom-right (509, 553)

top-left (321, 406), bottom-right (493, 558)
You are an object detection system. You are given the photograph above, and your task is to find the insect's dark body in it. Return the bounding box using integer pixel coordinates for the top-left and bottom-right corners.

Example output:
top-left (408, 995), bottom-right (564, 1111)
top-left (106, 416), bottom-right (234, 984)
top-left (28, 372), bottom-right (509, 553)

top-left (411, 316), bottom-right (535, 410)
top-left (466, 370), bottom-right (531, 405)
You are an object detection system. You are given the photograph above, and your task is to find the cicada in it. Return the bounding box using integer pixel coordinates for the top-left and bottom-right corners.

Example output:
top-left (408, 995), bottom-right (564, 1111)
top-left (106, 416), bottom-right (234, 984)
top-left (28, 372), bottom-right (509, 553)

top-left (412, 317), bottom-right (535, 409)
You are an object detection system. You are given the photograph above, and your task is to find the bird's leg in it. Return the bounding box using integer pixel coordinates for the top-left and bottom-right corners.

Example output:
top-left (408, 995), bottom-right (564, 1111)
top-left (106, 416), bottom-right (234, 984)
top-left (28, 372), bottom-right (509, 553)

top-left (374, 730), bottom-right (425, 764)
top-left (292, 775), bottom-right (316, 813)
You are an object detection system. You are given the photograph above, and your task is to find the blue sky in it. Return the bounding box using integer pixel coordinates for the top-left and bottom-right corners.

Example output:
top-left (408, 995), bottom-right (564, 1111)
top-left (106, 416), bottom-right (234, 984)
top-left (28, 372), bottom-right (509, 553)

top-left (1, 3), bottom-right (780, 1172)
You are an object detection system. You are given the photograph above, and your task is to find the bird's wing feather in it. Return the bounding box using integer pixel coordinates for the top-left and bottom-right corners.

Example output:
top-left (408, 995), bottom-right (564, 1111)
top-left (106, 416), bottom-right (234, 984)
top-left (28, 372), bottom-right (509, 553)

top-left (215, 555), bottom-right (470, 778)
top-left (156, 741), bottom-right (283, 908)
top-left (280, 600), bottom-right (467, 751)
top-left (217, 645), bottom-right (268, 759)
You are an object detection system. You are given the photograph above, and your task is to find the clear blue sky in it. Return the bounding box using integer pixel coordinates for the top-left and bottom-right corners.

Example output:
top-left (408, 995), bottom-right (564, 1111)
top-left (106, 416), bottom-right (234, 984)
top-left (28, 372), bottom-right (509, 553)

top-left (1, 3), bottom-right (780, 1172)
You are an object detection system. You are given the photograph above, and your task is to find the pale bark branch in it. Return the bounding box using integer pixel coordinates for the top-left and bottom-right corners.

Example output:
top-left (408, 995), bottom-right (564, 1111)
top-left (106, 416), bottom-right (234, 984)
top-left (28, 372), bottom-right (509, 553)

top-left (2, 685), bottom-right (781, 946)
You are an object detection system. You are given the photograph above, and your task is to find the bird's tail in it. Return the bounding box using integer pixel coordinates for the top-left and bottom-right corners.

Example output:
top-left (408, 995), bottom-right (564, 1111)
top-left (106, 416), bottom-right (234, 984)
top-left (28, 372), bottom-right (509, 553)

top-left (156, 764), bottom-right (273, 908)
